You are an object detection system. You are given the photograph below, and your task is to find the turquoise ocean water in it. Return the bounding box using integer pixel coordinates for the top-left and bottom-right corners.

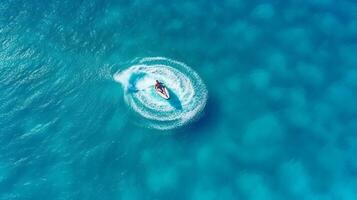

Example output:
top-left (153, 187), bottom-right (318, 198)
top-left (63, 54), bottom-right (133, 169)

top-left (1, 0), bottom-right (357, 199)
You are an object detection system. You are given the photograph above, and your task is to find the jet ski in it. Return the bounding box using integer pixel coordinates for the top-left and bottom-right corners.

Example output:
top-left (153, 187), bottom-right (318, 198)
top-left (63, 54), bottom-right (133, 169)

top-left (154, 80), bottom-right (170, 100)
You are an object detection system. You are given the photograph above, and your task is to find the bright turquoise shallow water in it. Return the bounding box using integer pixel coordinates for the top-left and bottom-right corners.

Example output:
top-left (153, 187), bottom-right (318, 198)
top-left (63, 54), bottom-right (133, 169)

top-left (1, 0), bottom-right (357, 199)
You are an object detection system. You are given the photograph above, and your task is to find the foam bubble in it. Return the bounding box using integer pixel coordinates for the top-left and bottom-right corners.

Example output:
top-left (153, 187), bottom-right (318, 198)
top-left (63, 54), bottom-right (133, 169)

top-left (114, 57), bottom-right (208, 130)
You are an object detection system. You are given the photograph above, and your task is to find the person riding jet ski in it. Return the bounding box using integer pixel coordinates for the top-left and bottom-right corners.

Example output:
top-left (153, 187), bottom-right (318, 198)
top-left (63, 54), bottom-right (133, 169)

top-left (154, 80), bottom-right (170, 100)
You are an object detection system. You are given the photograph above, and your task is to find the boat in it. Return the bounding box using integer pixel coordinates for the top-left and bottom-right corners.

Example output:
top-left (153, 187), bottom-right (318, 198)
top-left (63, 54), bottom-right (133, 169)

top-left (154, 80), bottom-right (170, 100)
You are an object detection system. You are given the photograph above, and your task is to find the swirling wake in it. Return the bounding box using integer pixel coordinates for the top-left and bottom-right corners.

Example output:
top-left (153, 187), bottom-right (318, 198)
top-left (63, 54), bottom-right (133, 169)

top-left (114, 57), bottom-right (208, 130)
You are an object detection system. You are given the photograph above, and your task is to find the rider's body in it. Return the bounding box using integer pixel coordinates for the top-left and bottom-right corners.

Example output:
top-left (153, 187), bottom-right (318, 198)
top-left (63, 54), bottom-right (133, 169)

top-left (155, 80), bottom-right (164, 93)
top-left (154, 80), bottom-right (170, 99)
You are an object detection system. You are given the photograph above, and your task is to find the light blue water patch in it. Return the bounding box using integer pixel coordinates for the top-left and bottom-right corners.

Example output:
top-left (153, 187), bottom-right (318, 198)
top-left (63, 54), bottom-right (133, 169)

top-left (1, 0), bottom-right (357, 199)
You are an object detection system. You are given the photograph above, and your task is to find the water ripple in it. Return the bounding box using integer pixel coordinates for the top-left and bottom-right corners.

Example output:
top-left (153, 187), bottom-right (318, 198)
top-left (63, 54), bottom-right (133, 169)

top-left (114, 57), bottom-right (208, 130)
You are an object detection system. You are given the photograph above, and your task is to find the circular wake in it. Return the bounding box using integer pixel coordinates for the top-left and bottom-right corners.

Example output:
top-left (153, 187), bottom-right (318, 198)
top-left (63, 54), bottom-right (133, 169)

top-left (114, 57), bottom-right (208, 130)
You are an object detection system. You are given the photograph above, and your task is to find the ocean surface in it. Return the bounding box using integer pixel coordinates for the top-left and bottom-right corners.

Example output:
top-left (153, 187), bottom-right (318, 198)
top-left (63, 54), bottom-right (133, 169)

top-left (1, 0), bottom-right (357, 199)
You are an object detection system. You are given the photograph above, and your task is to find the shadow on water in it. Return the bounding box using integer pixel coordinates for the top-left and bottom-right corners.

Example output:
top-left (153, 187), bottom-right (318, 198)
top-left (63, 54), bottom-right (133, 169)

top-left (174, 95), bottom-right (220, 139)
top-left (167, 88), bottom-right (182, 110)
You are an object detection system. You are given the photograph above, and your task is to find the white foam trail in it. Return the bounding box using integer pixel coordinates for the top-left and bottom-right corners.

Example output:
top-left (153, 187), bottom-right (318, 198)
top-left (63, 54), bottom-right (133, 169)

top-left (114, 57), bottom-right (208, 130)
